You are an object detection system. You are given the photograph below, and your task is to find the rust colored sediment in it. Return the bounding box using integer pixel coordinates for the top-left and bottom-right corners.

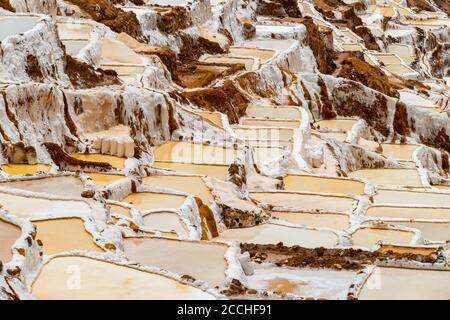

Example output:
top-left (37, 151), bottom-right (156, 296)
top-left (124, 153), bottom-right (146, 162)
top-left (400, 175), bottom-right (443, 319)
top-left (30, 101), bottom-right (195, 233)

top-left (157, 6), bottom-right (191, 34)
top-left (256, 0), bottom-right (302, 18)
top-left (26, 55), bottom-right (44, 82)
top-left (195, 197), bottom-right (219, 240)
top-left (0, 0), bottom-right (15, 12)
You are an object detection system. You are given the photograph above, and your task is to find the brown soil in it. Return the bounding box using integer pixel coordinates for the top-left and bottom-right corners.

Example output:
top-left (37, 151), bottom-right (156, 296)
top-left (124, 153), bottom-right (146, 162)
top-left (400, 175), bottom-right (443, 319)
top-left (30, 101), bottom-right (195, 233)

top-left (0, 0), bottom-right (15, 11)
top-left (238, 16), bottom-right (256, 39)
top-left (195, 197), bottom-right (219, 240)
top-left (26, 55), bottom-right (44, 82)
top-left (317, 76), bottom-right (336, 119)
top-left (301, 17), bottom-right (336, 74)
top-left (176, 62), bottom-right (245, 88)
top-left (430, 43), bottom-right (450, 78)
top-left (335, 55), bottom-right (398, 97)
top-left (156, 6), bottom-right (191, 34)
top-left (354, 26), bottom-right (380, 51)
top-left (256, 0), bottom-right (302, 18)
top-left (178, 33), bottom-right (226, 63)
top-left (65, 0), bottom-right (142, 39)
top-left (241, 243), bottom-right (439, 270)
top-left (388, 74), bottom-right (431, 92)
top-left (221, 279), bottom-right (248, 296)
top-left (180, 80), bottom-right (249, 124)
top-left (442, 153), bottom-right (449, 173)
top-left (406, 0), bottom-right (435, 12)
top-left (393, 101), bottom-right (409, 136)
top-left (110, 0), bottom-right (144, 5)
top-left (420, 128), bottom-right (450, 153)
top-left (65, 55), bottom-right (121, 89)
top-left (431, 0), bottom-right (450, 14)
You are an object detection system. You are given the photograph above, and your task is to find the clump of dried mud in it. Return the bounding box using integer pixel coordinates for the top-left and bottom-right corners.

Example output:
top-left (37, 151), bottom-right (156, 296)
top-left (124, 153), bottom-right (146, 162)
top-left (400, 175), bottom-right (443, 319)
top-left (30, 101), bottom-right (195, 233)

top-left (175, 62), bottom-right (245, 88)
top-left (0, 0), bottom-right (15, 12)
top-left (178, 34), bottom-right (226, 62)
top-left (157, 7), bottom-right (191, 33)
top-left (65, 0), bottom-right (142, 39)
top-left (406, 0), bottom-right (436, 12)
top-left (354, 26), bottom-right (380, 50)
top-left (26, 55), bottom-right (44, 82)
top-left (241, 243), bottom-right (439, 270)
top-left (256, 0), bottom-right (302, 18)
top-left (65, 56), bottom-right (121, 89)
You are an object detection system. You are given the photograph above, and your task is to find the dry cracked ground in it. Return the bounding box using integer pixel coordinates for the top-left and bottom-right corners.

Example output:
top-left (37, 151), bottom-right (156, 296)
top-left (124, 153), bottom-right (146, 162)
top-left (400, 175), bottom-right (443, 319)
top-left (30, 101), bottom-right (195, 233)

top-left (0, 0), bottom-right (449, 300)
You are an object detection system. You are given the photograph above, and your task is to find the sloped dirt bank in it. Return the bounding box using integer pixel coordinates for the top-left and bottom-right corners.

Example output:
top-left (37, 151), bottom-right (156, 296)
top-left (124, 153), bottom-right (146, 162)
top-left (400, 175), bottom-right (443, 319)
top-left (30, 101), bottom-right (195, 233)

top-left (0, 0), bottom-right (15, 12)
top-left (65, 56), bottom-right (121, 89)
top-left (256, 0), bottom-right (302, 18)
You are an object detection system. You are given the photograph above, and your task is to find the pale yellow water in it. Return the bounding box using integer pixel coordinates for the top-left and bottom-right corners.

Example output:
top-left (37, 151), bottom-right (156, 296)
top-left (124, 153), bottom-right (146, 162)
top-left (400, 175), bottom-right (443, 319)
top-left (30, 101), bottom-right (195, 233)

top-left (142, 175), bottom-right (213, 204)
top-left (314, 119), bottom-right (357, 132)
top-left (202, 57), bottom-right (255, 70)
top-left (250, 192), bottom-right (354, 212)
top-left (107, 204), bottom-right (131, 217)
top-left (341, 43), bottom-right (365, 52)
top-left (70, 154), bottom-right (126, 169)
top-left (381, 144), bottom-right (418, 161)
top-left (245, 106), bottom-right (301, 120)
top-left (241, 118), bottom-right (301, 128)
top-left (352, 228), bottom-right (414, 248)
top-left (34, 218), bottom-right (103, 255)
top-left (283, 175), bottom-right (365, 195)
top-left (1, 164), bottom-right (50, 175)
top-left (153, 162), bottom-right (229, 180)
top-left (122, 192), bottom-right (187, 211)
top-left (31, 256), bottom-right (215, 300)
top-left (0, 176), bottom-right (84, 197)
top-left (271, 211), bottom-right (349, 230)
top-left (57, 22), bottom-right (93, 40)
top-left (359, 267), bottom-right (450, 300)
top-left (393, 221), bottom-right (450, 242)
top-left (348, 169), bottom-right (422, 187)
top-left (123, 237), bottom-right (227, 287)
top-left (366, 205), bottom-right (450, 220)
top-left (215, 223), bottom-right (338, 247)
top-left (0, 192), bottom-right (91, 219)
top-left (374, 189), bottom-right (450, 206)
top-left (229, 47), bottom-right (275, 62)
top-left (377, 245), bottom-right (438, 255)
top-left (0, 219), bottom-right (21, 263)
top-left (142, 212), bottom-right (188, 235)
top-left (233, 127), bottom-right (293, 141)
top-left (100, 38), bottom-right (143, 65)
top-left (87, 173), bottom-right (126, 189)
top-left (153, 141), bottom-right (238, 165)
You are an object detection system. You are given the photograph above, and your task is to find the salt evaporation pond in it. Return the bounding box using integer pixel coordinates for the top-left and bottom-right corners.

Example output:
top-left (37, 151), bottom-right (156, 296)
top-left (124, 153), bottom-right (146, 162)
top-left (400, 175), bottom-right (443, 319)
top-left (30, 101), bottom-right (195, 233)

top-left (0, 15), bottom-right (38, 41)
top-left (107, 204), bottom-right (131, 217)
top-left (229, 47), bottom-right (275, 62)
top-left (215, 223), bottom-right (338, 247)
top-left (366, 205), bottom-right (450, 220)
top-left (202, 56), bottom-right (255, 71)
top-left (56, 22), bottom-right (93, 40)
top-left (0, 218), bottom-right (20, 263)
top-left (142, 212), bottom-right (188, 235)
top-left (233, 127), bottom-right (294, 141)
top-left (352, 228), bottom-right (414, 248)
top-left (393, 221), bottom-right (450, 242)
top-left (31, 256), bottom-right (215, 300)
top-left (122, 192), bottom-right (187, 211)
top-left (381, 144), bottom-right (418, 161)
top-left (0, 176), bottom-right (84, 197)
top-left (70, 154), bottom-right (126, 169)
top-left (348, 169), bottom-right (422, 187)
top-left (271, 211), bottom-right (350, 230)
top-left (87, 173), bottom-right (125, 189)
top-left (373, 189), bottom-right (450, 206)
top-left (377, 244), bottom-right (438, 255)
top-left (1, 164), bottom-right (50, 175)
top-left (283, 174), bottom-right (365, 195)
top-left (359, 267), bottom-right (450, 300)
top-left (34, 218), bottom-right (103, 255)
top-left (123, 237), bottom-right (228, 287)
top-left (314, 119), bottom-right (357, 132)
top-left (245, 106), bottom-right (301, 120)
top-left (153, 162), bottom-right (229, 180)
top-left (241, 118), bottom-right (301, 128)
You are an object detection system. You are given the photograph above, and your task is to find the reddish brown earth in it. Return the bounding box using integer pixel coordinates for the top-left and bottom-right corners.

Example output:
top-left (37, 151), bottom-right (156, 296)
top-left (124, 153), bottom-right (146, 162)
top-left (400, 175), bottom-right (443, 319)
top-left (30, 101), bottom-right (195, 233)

top-left (241, 243), bottom-right (439, 270)
top-left (256, 0), bottom-right (302, 18)
top-left (156, 6), bottom-right (191, 33)
top-left (430, 43), bottom-right (450, 78)
top-left (65, 56), bottom-right (121, 89)
top-left (26, 55), bottom-right (44, 82)
top-left (195, 197), bottom-right (219, 239)
top-left (432, 0), bottom-right (450, 14)
top-left (354, 26), bottom-right (380, 50)
top-left (175, 62), bottom-right (245, 88)
top-left (406, 0), bottom-right (436, 12)
top-left (0, 0), bottom-right (15, 11)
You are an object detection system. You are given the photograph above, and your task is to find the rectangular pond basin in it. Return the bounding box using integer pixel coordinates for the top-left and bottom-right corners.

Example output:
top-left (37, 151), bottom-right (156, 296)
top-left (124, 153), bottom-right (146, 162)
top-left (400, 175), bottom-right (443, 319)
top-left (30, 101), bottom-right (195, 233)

top-left (352, 228), bottom-right (414, 249)
top-left (0, 15), bottom-right (39, 41)
top-left (229, 47), bottom-right (275, 62)
top-left (359, 267), bottom-right (450, 300)
top-left (380, 144), bottom-right (418, 161)
top-left (142, 212), bottom-right (188, 236)
top-left (122, 192), bottom-right (187, 211)
top-left (107, 204), bottom-right (131, 217)
top-left (373, 189), bottom-right (450, 206)
top-left (314, 119), bottom-right (357, 132)
top-left (1, 164), bottom-right (50, 175)
top-left (245, 106), bottom-right (301, 120)
top-left (123, 237), bottom-right (228, 287)
top-left (233, 127), bottom-right (294, 141)
top-left (70, 154), bottom-right (126, 169)
top-left (253, 146), bottom-right (287, 166)
top-left (215, 223), bottom-right (338, 248)
top-left (241, 118), bottom-right (301, 128)
top-left (283, 174), bottom-right (365, 195)
top-left (250, 192), bottom-right (354, 212)
top-left (202, 56), bottom-right (255, 71)
top-left (0, 176), bottom-right (84, 197)
top-left (392, 221), bottom-right (450, 242)
top-left (62, 39), bottom-right (89, 56)
top-left (31, 256), bottom-right (215, 300)
top-left (57, 22), bottom-right (93, 40)
top-left (377, 244), bottom-right (438, 255)
top-left (271, 211), bottom-right (350, 231)
top-left (153, 141), bottom-right (238, 165)
top-left (0, 218), bottom-right (21, 263)
top-left (366, 205), bottom-right (450, 220)
top-left (86, 173), bottom-right (126, 189)
top-left (153, 162), bottom-right (229, 180)
top-left (34, 218), bottom-right (103, 255)
top-left (142, 175), bottom-right (213, 204)
top-left (348, 169), bottom-right (422, 187)
top-left (100, 38), bottom-right (143, 65)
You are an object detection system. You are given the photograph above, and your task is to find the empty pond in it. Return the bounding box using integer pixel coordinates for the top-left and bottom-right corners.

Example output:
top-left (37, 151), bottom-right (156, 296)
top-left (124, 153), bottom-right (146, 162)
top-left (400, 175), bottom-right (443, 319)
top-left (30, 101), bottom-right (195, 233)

top-left (352, 228), bottom-right (414, 248)
top-left (87, 173), bottom-right (126, 189)
top-left (250, 192), bottom-right (354, 212)
top-left (0, 219), bottom-right (21, 263)
top-left (271, 211), bottom-right (349, 230)
top-left (373, 189), bottom-right (450, 206)
top-left (70, 154), bottom-right (126, 169)
top-left (283, 175), bottom-right (365, 195)
top-left (31, 256), bottom-right (214, 299)
top-left (348, 169), bottom-right (422, 187)
top-left (366, 205), bottom-right (450, 220)
top-left (1, 164), bottom-right (50, 175)
top-left (314, 119), bottom-right (357, 132)
top-left (153, 162), bottom-right (229, 180)
top-left (380, 144), bottom-right (418, 161)
top-left (142, 212), bottom-right (187, 235)
top-left (392, 221), bottom-right (450, 242)
top-left (142, 175), bottom-right (213, 204)
top-left (245, 106), bottom-right (301, 120)
top-left (122, 192), bottom-right (187, 211)
top-left (57, 22), bottom-right (92, 40)
top-left (229, 47), bottom-right (275, 62)
top-left (0, 15), bottom-right (39, 41)
top-left (215, 223), bottom-right (338, 248)
top-left (0, 176), bottom-right (84, 197)
top-left (123, 237), bottom-right (228, 287)
top-left (359, 267), bottom-right (450, 300)
top-left (34, 218), bottom-right (103, 255)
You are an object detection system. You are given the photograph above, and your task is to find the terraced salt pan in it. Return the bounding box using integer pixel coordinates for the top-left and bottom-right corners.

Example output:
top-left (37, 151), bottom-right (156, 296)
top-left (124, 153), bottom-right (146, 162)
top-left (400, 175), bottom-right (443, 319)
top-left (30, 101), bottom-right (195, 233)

top-left (239, 39), bottom-right (297, 52)
top-left (271, 211), bottom-right (350, 230)
top-left (341, 43), bottom-right (365, 52)
top-left (250, 192), bottom-right (354, 212)
top-left (63, 40), bottom-right (89, 56)
top-left (153, 141), bottom-right (238, 165)
top-left (352, 228), bottom-right (414, 248)
top-left (229, 47), bottom-right (275, 62)
top-left (0, 219), bottom-right (21, 263)
top-left (215, 223), bottom-right (338, 247)
top-left (373, 189), bottom-right (450, 206)
top-left (348, 169), bottom-right (422, 187)
top-left (56, 22), bottom-right (93, 40)
top-left (359, 267), bottom-right (450, 300)
top-left (123, 237), bottom-right (228, 287)
top-left (392, 221), bottom-right (450, 242)
top-left (314, 119), bottom-right (357, 132)
top-left (399, 91), bottom-right (437, 109)
top-left (377, 245), bottom-right (438, 255)
top-left (122, 192), bottom-right (187, 211)
top-left (70, 154), bottom-right (126, 169)
top-left (99, 38), bottom-right (143, 65)
top-left (241, 118), bottom-right (301, 128)
top-left (153, 162), bottom-right (229, 180)
top-left (253, 146), bottom-right (287, 166)
top-left (387, 44), bottom-right (414, 65)
top-left (34, 218), bottom-right (103, 255)
top-left (31, 256), bottom-right (214, 300)
top-left (248, 264), bottom-right (356, 299)
top-left (0, 192), bottom-right (91, 219)
top-left (233, 127), bottom-right (294, 141)
top-left (101, 65), bottom-right (146, 75)
top-left (366, 205), bottom-right (450, 220)
top-left (198, 111), bottom-right (225, 128)
top-left (283, 174), bottom-right (365, 195)
top-left (142, 175), bottom-right (213, 204)
top-left (318, 132), bottom-right (347, 141)
top-left (383, 63), bottom-right (416, 76)
top-left (0, 15), bottom-right (38, 41)
top-left (380, 144), bottom-right (418, 161)
top-left (1, 164), bottom-right (50, 175)
top-left (107, 204), bottom-right (131, 217)
top-left (142, 212), bottom-right (187, 235)
top-left (245, 106), bottom-right (301, 120)
top-left (0, 176), bottom-right (84, 197)
top-left (87, 173), bottom-right (126, 189)
top-left (202, 56), bottom-right (255, 71)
